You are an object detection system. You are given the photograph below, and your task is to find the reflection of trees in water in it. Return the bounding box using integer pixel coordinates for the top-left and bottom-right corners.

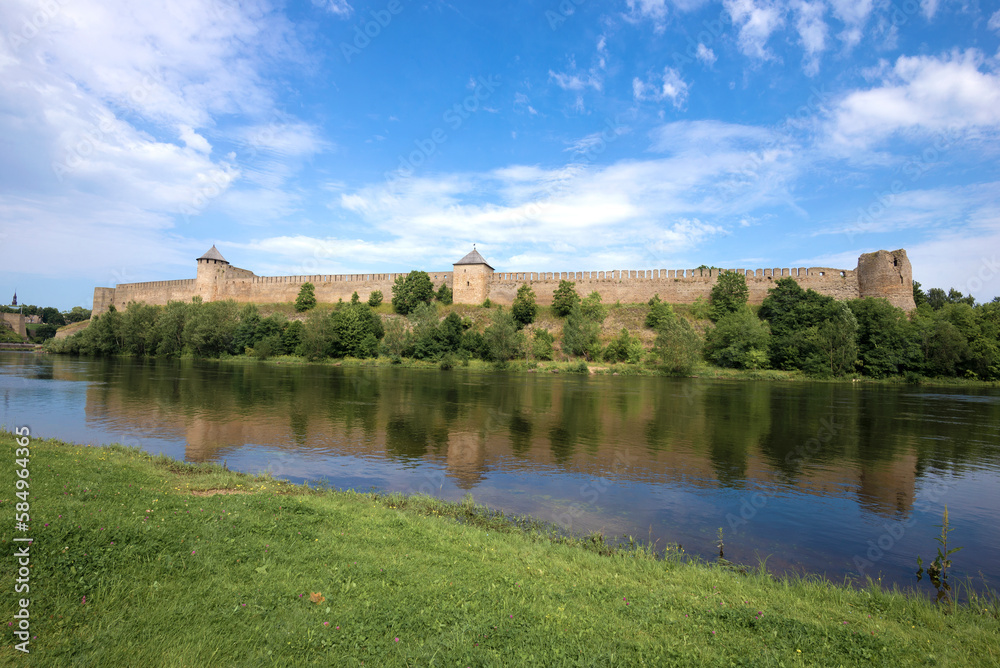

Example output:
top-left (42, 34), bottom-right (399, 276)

top-left (643, 379), bottom-right (706, 454)
top-left (57, 355), bottom-right (1000, 508)
top-left (547, 378), bottom-right (602, 465)
top-left (704, 383), bottom-right (771, 488)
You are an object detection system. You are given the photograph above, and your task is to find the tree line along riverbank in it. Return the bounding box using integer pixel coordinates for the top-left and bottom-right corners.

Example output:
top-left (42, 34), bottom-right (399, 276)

top-left (1, 430), bottom-right (997, 665)
top-left (45, 271), bottom-right (1000, 383)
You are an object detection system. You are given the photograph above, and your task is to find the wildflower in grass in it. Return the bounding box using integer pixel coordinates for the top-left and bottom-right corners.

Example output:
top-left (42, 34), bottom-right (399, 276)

top-left (310, 592), bottom-right (326, 604)
top-left (394, 637), bottom-right (399, 642)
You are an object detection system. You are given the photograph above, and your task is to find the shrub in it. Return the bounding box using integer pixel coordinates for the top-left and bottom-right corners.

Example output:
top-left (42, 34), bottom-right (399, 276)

top-left (709, 271), bottom-right (749, 322)
top-left (552, 280), bottom-right (580, 317)
top-left (436, 283), bottom-right (453, 305)
top-left (391, 271), bottom-right (435, 315)
top-left (531, 329), bottom-right (555, 360)
top-left (653, 316), bottom-right (702, 375)
top-left (367, 290), bottom-right (384, 307)
top-left (295, 282), bottom-right (317, 312)
top-left (512, 284), bottom-right (538, 329)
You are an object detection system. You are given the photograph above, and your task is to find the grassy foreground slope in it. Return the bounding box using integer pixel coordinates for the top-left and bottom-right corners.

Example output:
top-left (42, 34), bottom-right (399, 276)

top-left (1, 432), bottom-right (997, 666)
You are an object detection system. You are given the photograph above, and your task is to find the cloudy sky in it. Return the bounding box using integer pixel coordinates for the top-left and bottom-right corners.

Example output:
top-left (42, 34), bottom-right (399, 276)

top-left (2, 0), bottom-right (999, 309)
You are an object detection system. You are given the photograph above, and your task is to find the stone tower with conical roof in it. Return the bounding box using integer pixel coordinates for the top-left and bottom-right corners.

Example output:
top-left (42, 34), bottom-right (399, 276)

top-left (195, 245), bottom-right (230, 302)
top-left (452, 246), bottom-right (494, 305)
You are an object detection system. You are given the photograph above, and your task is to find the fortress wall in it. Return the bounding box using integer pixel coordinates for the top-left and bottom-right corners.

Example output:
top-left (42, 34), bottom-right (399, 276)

top-left (98, 280), bottom-right (196, 314)
top-left (486, 268), bottom-right (860, 306)
top-left (92, 288), bottom-right (116, 317)
top-left (217, 272), bottom-right (454, 305)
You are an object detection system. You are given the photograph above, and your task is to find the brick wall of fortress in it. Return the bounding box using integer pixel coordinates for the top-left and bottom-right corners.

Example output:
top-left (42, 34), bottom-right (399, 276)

top-left (97, 270), bottom-right (454, 315)
top-left (94, 248), bottom-right (913, 316)
top-left (486, 267), bottom-right (860, 305)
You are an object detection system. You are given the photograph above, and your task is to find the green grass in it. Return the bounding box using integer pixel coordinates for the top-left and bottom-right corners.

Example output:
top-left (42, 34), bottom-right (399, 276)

top-left (2, 431), bottom-right (998, 666)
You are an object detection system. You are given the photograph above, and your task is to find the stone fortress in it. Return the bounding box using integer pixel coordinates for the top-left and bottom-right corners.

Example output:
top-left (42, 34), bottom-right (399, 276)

top-left (92, 245), bottom-right (916, 317)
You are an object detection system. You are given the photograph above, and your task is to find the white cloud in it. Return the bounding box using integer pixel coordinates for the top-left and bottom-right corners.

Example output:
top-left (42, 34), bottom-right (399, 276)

top-left (549, 70), bottom-right (603, 92)
top-left (920, 0), bottom-right (939, 20)
top-left (828, 0), bottom-right (872, 50)
top-left (633, 67), bottom-right (690, 108)
top-left (989, 10), bottom-right (1000, 31)
top-left (179, 126), bottom-right (212, 154)
top-left (326, 120), bottom-right (804, 268)
top-left (828, 50), bottom-right (1000, 147)
top-left (320, 0), bottom-right (354, 18)
top-left (793, 0), bottom-right (828, 76)
top-left (724, 0), bottom-right (785, 60)
top-left (696, 43), bottom-right (717, 66)
top-left (0, 0), bottom-right (320, 280)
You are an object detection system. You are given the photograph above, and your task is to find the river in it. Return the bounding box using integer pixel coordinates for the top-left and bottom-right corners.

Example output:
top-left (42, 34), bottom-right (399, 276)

top-left (3, 352), bottom-right (999, 593)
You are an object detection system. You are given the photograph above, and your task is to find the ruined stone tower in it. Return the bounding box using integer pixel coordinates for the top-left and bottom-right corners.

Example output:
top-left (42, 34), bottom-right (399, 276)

top-left (857, 249), bottom-right (915, 311)
top-left (452, 247), bottom-right (493, 305)
top-left (194, 245), bottom-right (230, 302)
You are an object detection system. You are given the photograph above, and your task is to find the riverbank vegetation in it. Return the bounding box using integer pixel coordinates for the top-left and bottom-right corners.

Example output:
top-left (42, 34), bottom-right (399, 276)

top-left (46, 271), bottom-right (1000, 383)
top-left (2, 430), bottom-right (997, 665)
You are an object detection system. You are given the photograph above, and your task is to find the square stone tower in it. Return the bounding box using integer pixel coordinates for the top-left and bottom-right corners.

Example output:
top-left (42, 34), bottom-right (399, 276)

top-left (452, 247), bottom-right (494, 305)
top-left (195, 245), bottom-right (230, 302)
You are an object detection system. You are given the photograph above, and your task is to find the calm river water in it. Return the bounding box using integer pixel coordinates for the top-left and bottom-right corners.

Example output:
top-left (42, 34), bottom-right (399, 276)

top-left (3, 352), bottom-right (999, 592)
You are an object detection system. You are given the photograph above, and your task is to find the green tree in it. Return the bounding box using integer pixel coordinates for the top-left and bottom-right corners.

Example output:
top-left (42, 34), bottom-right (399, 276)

top-left (847, 297), bottom-right (912, 377)
top-left (512, 284), bottom-right (538, 329)
top-left (926, 287), bottom-right (947, 310)
top-left (709, 271), bottom-right (749, 322)
top-left (580, 291), bottom-right (607, 323)
top-left (380, 317), bottom-right (410, 359)
top-left (603, 328), bottom-right (644, 364)
top-left (809, 301), bottom-right (858, 376)
top-left (436, 283), bottom-right (453, 305)
top-left (350, 291), bottom-right (360, 305)
top-left (330, 302), bottom-right (384, 358)
top-left (552, 280), bottom-right (580, 317)
top-left (367, 290), bottom-right (383, 307)
top-left (63, 306), bottom-right (92, 323)
top-left (645, 295), bottom-right (674, 329)
top-left (232, 303), bottom-right (262, 354)
top-left (561, 305), bottom-right (602, 360)
top-left (391, 271), bottom-right (435, 315)
top-left (121, 302), bottom-right (161, 356)
top-left (482, 307), bottom-right (524, 366)
top-left (182, 300), bottom-right (239, 357)
top-left (704, 306), bottom-right (771, 369)
top-left (296, 310), bottom-right (337, 360)
top-left (40, 306), bottom-right (66, 326)
top-left (530, 329), bottom-right (555, 360)
top-left (653, 316), bottom-right (702, 375)
top-left (759, 278), bottom-right (841, 371)
top-left (295, 282), bottom-right (317, 312)
top-left (155, 301), bottom-right (191, 356)
top-left (282, 320), bottom-right (305, 354)
top-left (913, 281), bottom-right (927, 308)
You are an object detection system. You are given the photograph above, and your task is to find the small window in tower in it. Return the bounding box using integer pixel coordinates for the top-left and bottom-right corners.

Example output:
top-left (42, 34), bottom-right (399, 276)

top-left (467, 281), bottom-right (470, 286)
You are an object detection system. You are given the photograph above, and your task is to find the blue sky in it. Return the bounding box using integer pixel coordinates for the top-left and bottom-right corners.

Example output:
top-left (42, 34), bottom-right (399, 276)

top-left (2, 0), bottom-right (999, 310)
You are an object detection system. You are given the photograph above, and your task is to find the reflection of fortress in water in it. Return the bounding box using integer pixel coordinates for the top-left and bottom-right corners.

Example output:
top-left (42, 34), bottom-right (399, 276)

top-left (58, 357), bottom-right (943, 518)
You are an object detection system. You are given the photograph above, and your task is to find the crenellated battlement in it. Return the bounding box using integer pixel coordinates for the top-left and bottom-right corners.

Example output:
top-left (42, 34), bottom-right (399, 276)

top-left (90, 247), bottom-right (913, 317)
